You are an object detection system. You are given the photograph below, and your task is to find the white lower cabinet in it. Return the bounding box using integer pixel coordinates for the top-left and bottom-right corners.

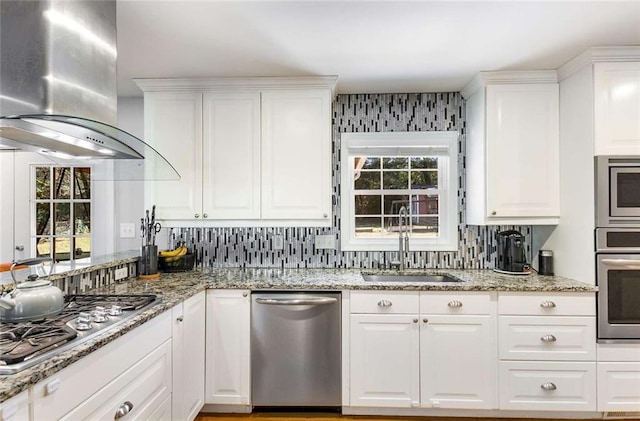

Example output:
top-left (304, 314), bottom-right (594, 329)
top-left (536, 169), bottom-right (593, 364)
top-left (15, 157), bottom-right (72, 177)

top-left (499, 361), bottom-right (596, 411)
top-left (348, 291), bottom-right (496, 410)
top-left (420, 315), bottom-right (496, 409)
top-left (0, 390), bottom-right (29, 421)
top-left (205, 289), bottom-right (251, 406)
top-left (349, 314), bottom-right (420, 408)
top-left (597, 343), bottom-right (640, 412)
top-left (172, 291), bottom-right (206, 421)
top-left (32, 310), bottom-right (172, 420)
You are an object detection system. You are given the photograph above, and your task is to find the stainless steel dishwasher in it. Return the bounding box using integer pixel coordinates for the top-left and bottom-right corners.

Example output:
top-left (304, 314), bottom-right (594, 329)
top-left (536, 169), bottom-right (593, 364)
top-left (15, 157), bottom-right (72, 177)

top-left (251, 292), bottom-right (341, 407)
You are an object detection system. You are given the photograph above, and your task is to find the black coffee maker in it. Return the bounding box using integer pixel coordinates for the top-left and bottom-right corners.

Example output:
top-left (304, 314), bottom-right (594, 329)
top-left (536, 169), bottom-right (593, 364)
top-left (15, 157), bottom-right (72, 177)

top-left (496, 230), bottom-right (529, 274)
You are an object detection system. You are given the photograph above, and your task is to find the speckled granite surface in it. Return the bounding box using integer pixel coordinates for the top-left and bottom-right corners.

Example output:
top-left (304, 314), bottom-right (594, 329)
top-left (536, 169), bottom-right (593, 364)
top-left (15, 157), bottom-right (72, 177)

top-left (0, 266), bottom-right (596, 403)
top-left (206, 267), bottom-right (598, 292)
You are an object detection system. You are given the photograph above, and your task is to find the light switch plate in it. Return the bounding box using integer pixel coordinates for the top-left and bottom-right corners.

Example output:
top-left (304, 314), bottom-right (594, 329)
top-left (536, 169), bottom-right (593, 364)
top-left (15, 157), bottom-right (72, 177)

top-left (273, 235), bottom-right (284, 250)
top-left (115, 267), bottom-right (128, 280)
top-left (315, 234), bottom-right (335, 249)
top-left (119, 223), bottom-right (136, 239)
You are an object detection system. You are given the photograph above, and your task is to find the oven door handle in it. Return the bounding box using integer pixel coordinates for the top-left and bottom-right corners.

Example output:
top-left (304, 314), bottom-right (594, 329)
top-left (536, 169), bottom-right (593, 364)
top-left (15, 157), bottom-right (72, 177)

top-left (600, 258), bottom-right (640, 269)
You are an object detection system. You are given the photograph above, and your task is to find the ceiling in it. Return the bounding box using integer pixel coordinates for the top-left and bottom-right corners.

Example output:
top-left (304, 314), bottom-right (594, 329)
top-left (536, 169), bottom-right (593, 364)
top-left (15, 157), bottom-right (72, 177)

top-left (116, 1), bottom-right (640, 97)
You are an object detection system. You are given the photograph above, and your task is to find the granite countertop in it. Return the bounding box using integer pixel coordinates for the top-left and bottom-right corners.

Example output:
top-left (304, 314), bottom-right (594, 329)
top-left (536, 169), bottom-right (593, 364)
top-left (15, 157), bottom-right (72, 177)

top-left (0, 266), bottom-right (596, 403)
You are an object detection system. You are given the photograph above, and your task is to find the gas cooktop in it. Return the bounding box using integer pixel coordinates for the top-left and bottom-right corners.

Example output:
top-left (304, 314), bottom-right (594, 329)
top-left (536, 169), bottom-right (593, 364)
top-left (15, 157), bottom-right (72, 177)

top-left (0, 294), bottom-right (159, 375)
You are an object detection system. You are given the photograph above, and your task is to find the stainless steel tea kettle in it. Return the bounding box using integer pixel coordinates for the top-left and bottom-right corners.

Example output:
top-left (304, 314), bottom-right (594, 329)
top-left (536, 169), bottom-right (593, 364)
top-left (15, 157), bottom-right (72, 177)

top-left (0, 257), bottom-right (64, 323)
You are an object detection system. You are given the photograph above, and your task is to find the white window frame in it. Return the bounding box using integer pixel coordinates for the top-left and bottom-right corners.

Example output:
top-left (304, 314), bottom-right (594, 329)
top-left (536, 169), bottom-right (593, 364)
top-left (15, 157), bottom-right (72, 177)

top-left (340, 131), bottom-right (459, 252)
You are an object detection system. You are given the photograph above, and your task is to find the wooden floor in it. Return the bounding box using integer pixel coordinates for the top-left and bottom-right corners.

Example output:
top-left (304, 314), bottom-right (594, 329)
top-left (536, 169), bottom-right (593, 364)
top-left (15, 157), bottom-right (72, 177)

top-left (196, 412), bottom-right (589, 421)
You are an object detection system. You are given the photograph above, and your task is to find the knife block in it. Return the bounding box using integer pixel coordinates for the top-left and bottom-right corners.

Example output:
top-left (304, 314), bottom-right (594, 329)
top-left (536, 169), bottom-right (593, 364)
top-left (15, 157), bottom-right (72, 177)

top-left (138, 245), bottom-right (158, 276)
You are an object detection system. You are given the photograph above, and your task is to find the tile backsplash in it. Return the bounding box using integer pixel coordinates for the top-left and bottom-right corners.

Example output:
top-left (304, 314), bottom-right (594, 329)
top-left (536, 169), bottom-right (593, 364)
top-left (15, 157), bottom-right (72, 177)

top-left (172, 93), bottom-right (531, 269)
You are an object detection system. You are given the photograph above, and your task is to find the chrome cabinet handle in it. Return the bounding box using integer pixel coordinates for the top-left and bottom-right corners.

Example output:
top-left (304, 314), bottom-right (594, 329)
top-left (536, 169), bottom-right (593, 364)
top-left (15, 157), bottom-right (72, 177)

top-left (413, 318), bottom-right (419, 323)
top-left (115, 401), bottom-right (133, 419)
top-left (448, 300), bottom-right (463, 308)
top-left (423, 318), bottom-right (428, 323)
top-left (203, 213), bottom-right (208, 218)
top-left (323, 213), bottom-right (328, 218)
top-left (540, 382), bottom-right (557, 391)
top-left (242, 292), bottom-right (248, 297)
top-left (540, 300), bottom-right (556, 308)
top-left (176, 316), bottom-right (184, 322)
top-left (377, 300), bottom-right (393, 307)
top-left (541, 334), bottom-right (557, 342)
top-left (194, 213), bottom-right (200, 218)
top-left (491, 211), bottom-right (497, 216)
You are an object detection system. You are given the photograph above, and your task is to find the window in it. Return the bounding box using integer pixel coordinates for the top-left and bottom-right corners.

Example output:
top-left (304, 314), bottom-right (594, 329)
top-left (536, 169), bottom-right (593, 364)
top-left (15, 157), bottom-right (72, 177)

top-left (32, 166), bottom-right (91, 262)
top-left (340, 132), bottom-right (458, 251)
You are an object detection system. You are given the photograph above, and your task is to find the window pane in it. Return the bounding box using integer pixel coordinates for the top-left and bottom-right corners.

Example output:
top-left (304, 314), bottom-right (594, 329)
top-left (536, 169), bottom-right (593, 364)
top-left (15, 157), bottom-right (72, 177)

top-left (74, 167), bottom-right (91, 199)
top-left (413, 195), bottom-right (439, 215)
top-left (383, 158), bottom-right (408, 169)
top-left (411, 171), bottom-right (438, 188)
top-left (74, 237), bottom-right (91, 259)
top-left (53, 167), bottom-right (71, 199)
top-left (36, 237), bottom-right (51, 257)
top-left (36, 203), bottom-right (51, 235)
top-left (383, 171), bottom-right (408, 189)
top-left (54, 203), bottom-right (71, 235)
top-left (355, 171), bottom-right (381, 190)
top-left (53, 237), bottom-right (71, 262)
top-left (35, 167), bottom-right (50, 199)
top-left (361, 157), bottom-right (380, 169)
top-left (74, 203), bottom-right (91, 234)
top-left (411, 216), bottom-right (439, 235)
top-left (355, 217), bottom-right (383, 237)
top-left (411, 157), bottom-right (437, 169)
top-left (355, 195), bottom-right (381, 215)
top-left (384, 195), bottom-right (410, 214)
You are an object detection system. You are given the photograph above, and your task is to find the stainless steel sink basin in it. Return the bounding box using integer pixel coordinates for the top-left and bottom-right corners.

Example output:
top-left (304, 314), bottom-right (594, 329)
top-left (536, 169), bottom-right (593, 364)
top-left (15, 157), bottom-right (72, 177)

top-left (362, 274), bottom-right (464, 283)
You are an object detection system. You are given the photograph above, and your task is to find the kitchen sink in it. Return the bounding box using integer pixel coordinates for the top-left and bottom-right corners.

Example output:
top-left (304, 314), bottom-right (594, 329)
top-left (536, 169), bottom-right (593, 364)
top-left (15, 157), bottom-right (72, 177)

top-left (362, 274), bottom-right (464, 283)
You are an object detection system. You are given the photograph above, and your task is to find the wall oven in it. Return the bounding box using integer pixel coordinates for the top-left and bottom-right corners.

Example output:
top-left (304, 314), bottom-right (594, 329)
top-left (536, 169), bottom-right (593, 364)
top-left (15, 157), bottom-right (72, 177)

top-left (596, 156), bottom-right (640, 227)
top-left (596, 227), bottom-right (640, 342)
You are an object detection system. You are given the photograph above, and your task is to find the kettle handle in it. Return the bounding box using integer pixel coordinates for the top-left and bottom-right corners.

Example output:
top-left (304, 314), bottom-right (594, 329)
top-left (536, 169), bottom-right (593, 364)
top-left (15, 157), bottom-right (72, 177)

top-left (10, 257), bottom-right (52, 283)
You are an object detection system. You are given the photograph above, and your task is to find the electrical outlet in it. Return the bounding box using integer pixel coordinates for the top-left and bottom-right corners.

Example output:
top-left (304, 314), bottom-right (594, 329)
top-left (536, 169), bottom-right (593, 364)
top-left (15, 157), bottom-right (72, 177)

top-left (119, 223), bottom-right (136, 239)
top-left (315, 234), bottom-right (335, 249)
top-left (115, 267), bottom-right (128, 281)
top-left (273, 235), bottom-right (284, 250)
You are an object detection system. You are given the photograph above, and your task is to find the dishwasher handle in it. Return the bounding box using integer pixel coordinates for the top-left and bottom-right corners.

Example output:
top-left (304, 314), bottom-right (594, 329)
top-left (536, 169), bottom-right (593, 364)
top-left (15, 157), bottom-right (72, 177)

top-left (255, 297), bottom-right (338, 306)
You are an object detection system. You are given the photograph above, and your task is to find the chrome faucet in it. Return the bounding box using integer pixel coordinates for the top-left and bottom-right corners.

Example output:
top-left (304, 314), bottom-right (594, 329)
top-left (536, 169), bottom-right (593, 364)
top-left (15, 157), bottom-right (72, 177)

top-left (391, 206), bottom-right (410, 270)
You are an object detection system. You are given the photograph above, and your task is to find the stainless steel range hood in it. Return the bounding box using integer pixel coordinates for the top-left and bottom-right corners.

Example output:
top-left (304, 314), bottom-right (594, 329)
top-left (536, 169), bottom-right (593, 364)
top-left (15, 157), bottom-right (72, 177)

top-left (0, 0), bottom-right (178, 180)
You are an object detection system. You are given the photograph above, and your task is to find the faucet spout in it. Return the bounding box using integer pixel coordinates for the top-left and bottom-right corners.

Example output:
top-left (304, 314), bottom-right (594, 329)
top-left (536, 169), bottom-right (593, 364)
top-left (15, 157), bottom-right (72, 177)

top-left (398, 206), bottom-right (409, 271)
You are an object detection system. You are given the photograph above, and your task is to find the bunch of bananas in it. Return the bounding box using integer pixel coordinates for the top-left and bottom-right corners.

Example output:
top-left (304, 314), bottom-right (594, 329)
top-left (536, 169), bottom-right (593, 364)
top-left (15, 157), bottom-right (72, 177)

top-left (159, 246), bottom-right (188, 262)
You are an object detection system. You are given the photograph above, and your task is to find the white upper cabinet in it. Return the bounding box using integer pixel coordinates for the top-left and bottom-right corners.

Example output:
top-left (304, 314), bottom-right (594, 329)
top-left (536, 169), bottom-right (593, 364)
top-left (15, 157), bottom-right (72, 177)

top-left (261, 89), bottom-right (332, 221)
top-left (594, 62), bottom-right (640, 155)
top-left (463, 72), bottom-right (560, 225)
top-left (143, 92), bottom-right (203, 220)
top-left (203, 92), bottom-right (261, 220)
top-left (136, 77), bottom-right (336, 226)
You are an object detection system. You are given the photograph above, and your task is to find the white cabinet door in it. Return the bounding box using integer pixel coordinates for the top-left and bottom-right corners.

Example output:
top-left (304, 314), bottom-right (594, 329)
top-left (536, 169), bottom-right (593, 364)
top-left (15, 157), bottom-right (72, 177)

top-left (261, 89), bottom-right (332, 222)
top-left (172, 292), bottom-right (206, 421)
top-left (144, 92), bottom-right (203, 220)
top-left (0, 389), bottom-right (29, 421)
top-left (485, 84), bottom-right (560, 219)
top-left (349, 314), bottom-right (420, 408)
top-left (594, 62), bottom-right (640, 155)
top-left (420, 315), bottom-right (497, 409)
top-left (205, 290), bottom-right (251, 405)
top-left (598, 362), bottom-right (640, 412)
top-left (203, 92), bottom-right (261, 219)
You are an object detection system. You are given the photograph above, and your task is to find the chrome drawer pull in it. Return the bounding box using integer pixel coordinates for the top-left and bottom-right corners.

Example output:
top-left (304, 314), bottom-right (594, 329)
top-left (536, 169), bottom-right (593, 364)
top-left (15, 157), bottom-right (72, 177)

top-left (115, 401), bottom-right (133, 419)
top-left (540, 382), bottom-right (557, 391)
top-left (540, 300), bottom-right (556, 308)
top-left (447, 300), bottom-right (463, 308)
top-left (413, 318), bottom-right (419, 323)
top-left (377, 300), bottom-right (393, 307)
top-left (541, 334), bottom-right (557, 342)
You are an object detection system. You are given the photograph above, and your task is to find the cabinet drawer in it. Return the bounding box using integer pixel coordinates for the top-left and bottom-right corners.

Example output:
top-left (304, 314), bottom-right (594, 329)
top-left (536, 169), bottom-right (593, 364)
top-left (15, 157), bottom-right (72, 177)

top-left (598, 362), bottom-right (640, 412)
top-left (61, 340), bottom-right (172, 420)
top-left (350, 291), bottom-right (419, 314)
top-left (420, 291), bottom-right (493, 315)
top-left (499, 361), bottom-right (596, 411)
top-left (499, 316), bottom-right (596, 361)
top-left (498, 292), bottom-right (595, 316)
